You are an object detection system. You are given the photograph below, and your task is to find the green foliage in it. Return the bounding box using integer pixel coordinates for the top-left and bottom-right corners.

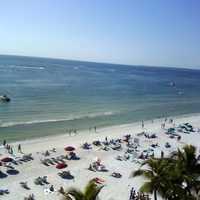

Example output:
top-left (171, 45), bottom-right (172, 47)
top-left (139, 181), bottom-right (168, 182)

top-left (132, 145), bottom-right (200, 200)
top-left (61, 180), bottom-right (104, 200)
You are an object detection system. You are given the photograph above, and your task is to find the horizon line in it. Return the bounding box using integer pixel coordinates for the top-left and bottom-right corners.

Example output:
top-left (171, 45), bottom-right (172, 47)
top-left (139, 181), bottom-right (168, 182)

top-left (0, 53), bottom-right (199, 71)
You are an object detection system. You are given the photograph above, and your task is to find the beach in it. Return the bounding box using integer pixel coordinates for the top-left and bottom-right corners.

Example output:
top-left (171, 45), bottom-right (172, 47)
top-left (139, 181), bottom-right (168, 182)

top-left (1, 113), bottom-right (200, 200)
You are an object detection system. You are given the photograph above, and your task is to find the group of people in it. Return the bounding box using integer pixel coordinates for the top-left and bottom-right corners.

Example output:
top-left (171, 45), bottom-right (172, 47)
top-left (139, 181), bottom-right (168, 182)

top-left (89, 126), bottom-right (97, 132)
top-left (129, 187), bottom-right (151, 200)
top-left (65, 128), bottom-right (78, 136)
top-left (2, 140), bottom-right (22, 154)
top-left (66, 126), bottom-right (98, 136)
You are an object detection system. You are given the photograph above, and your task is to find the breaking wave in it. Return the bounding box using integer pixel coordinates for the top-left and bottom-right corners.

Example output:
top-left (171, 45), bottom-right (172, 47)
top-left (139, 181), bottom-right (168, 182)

top-left (0, 111), bottom-right (115, 128)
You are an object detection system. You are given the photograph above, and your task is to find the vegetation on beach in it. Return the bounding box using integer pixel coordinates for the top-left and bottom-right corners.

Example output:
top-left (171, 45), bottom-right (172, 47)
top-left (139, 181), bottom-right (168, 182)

top-left (132, 145), bottom-right (200, 200)
top-left (59, 145), bottom-right (200, 200)
top-left (60, 179), bottom-right (104, 200)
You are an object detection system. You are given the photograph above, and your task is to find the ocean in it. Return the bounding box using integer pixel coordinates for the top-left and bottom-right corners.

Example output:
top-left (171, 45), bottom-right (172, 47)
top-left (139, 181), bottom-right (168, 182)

top-left (0, 55), bottom-right (200, 142)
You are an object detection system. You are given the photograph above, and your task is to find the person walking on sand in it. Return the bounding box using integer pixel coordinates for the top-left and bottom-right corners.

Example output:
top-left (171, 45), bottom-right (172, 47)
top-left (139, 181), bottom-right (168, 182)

top-left (161, 150), bottom-right (164, 158)
top-left (10, 147), bottom-right (13, 155)
top-left (3, 139), bottom-right (6, 146)
top-left (141, 120), bottom-right (144, 129)
top-left (18, 144), bottom-right (22, 153)
top-left (94, 126), bottom-right (97, 132)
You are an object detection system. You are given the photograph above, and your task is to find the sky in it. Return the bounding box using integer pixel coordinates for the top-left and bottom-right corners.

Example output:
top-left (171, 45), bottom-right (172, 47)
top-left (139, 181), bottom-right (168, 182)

top-left (0, 0), bottom-right (200, 68)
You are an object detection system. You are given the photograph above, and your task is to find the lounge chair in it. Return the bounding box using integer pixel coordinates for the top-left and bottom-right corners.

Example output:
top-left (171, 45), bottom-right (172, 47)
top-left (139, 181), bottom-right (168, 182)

top-left (0, 189), bottom-right (9, 195)
top-left (24, 194), bottom-right (35, 200)
top-left (111, 172), bottom-right (122, 178)
top-left (0, 171), bottom-right (8, 178)
top-left (93, 140), bottom-right (101, 146)
top-left (116, 155), bottom-right (123, 161)
top-left (34, 177), bottom-right (44, 185)
top-left (51, 157), bottom-right (60, 163)
top-left (20, 182), bottom-right (30, 190)
top-left (40, 159), bottom-right (50, 166)
top-left (111, 144), bottom-right (121, 150)
top-left (58, 171), bottom-right (74, 179)
top-left (82, 142), bottom-right (92, 150)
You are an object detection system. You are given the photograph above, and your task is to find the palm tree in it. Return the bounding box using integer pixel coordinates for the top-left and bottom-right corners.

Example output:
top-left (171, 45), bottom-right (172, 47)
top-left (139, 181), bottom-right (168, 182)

top-left (132, 145), bottom-right (200, 200)
top-left (171, 145), bottom-right (200, 198)
top-left (132, 158), bottom-right (171, 200)
top-left (60, 180), bottom-right (104, 200)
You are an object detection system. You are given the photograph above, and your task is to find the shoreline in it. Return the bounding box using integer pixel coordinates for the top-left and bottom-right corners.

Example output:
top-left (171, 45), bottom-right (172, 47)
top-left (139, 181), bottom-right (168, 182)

top-left (2, 112), bottom-right (200, 146)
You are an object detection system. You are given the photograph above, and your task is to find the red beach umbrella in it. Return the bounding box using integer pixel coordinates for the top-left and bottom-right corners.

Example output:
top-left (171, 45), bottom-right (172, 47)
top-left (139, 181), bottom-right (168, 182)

top-left (56, 163), bottom-right (67, 169)
top-left (64, 146), bottom-right (75, 151)
top-left (1, 157), bottom-right (13, 162)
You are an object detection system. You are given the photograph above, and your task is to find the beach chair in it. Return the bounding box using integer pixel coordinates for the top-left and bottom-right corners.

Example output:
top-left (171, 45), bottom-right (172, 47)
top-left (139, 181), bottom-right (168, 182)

top-left (34, 177), bottom-right (44, 185)
top-left (40, 159), bottom-right (49, 166)
top-left (111, 172), bottom-right (122, 178)
top-left (58, 171), bottom-right (74, 179)
top-left (0, 189), bottom-right (9, 195)
top-left (24, 194), bottom-right (35, 200)
top-left (20, 182), bottom-right (30, 190)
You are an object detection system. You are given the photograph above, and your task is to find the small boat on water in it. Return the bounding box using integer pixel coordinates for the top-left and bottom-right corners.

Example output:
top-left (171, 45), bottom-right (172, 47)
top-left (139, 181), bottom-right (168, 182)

top-left (169, 81), bottom-right (176, 87)
top-left (0, 95), bottom-right (11, 102)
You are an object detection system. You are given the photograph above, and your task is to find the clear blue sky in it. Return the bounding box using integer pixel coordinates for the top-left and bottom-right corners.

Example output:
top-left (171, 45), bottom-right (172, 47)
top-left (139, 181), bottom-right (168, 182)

top-left (0, 0), bottom-right (200, 68)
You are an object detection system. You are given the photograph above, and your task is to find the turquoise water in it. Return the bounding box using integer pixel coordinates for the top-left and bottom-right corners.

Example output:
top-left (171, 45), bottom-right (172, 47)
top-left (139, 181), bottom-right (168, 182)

top-left (0, 55), bottom-right (200, 141)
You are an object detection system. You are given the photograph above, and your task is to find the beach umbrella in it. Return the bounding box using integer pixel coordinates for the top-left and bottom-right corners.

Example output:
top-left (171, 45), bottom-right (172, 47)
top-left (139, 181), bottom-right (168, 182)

top-left (64, 146), bottom-right (75, 151)
top-left (1, 157), bottom-right (13, 162)
top-left (56, 163), bottom-right (67, 169)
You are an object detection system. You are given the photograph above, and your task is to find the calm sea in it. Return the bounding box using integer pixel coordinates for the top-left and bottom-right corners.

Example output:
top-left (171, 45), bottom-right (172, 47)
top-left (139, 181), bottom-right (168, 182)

top-left (0, 55), bottom-right (200, 141)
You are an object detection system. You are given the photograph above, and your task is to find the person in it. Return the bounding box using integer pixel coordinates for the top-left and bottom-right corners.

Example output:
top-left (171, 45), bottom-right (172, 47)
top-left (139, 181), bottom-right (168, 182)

top-left (161, 123), bottom-right (165, 129)
top-left (49, 185), bottom-right (54, 192)
top-left (18, 144), bottom-right (22, 153)
top-left (10, 147), bottom-right (13, 154)
top-left (141, 120), bottom-right (144, 128)
top-left (94, 126), bottom-right (97, 132)
top-left (161, 151), bottom-right (164, 158)
top-left (74, 129), bottom-right (78, 135)
top-left (3, 139), bottom-right (6, 146)
top-left (58, 186), bottom-right (65, 195)
top-left (105, 137), bottom-right (108, 142)
top-left (6, 144), bottom-right (10, 152)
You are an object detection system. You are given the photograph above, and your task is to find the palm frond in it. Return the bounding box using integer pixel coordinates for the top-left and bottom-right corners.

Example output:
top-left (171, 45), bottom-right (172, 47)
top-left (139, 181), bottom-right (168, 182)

top-left (139, 181), bottom-right (153, 193)
top-left (67, 188), bottom-right (84, 200)
top-left (84, 180), bottom-right (104, 200)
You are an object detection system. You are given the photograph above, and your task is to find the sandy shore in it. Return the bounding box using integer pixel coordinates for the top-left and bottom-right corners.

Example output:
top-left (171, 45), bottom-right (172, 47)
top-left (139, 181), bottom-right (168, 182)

top-left (0, 113), bottom-right (200, 200)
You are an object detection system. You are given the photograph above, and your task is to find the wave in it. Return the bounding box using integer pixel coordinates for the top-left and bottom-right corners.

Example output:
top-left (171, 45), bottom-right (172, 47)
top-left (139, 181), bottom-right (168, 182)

top-left (0, 111), bottom-right (115, 128)
top-left (0, 65), bottom-right (45, 70)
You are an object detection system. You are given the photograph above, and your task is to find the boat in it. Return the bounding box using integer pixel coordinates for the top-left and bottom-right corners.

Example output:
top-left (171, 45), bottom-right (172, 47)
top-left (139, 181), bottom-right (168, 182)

top-left (169, 81), bottom-right (176, 87)
top-left (0, 95), bottom-right (11, 102)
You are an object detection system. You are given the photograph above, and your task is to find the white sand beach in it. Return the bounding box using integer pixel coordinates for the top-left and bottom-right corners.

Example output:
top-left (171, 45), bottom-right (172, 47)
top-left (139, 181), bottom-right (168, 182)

top-left (1, 114), bottom-right (200, 200)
